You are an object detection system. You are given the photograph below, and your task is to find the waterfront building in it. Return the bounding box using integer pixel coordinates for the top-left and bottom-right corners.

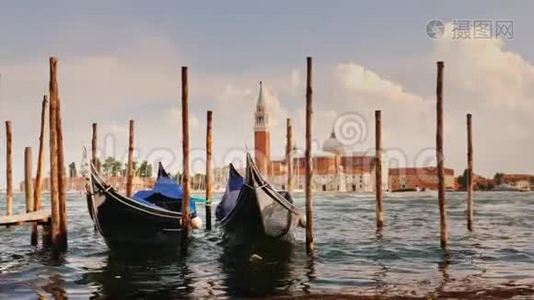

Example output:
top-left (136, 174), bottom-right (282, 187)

top-left (388, 167), bottom-right (455, 191)
top-left (501, 174), bottom-right (532, 191)
top-left (252, 82), bottom-right (387, 192)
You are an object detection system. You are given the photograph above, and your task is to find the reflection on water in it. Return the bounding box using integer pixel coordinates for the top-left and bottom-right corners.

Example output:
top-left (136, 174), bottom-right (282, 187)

top-left (1, 192), bottom-right (534, 298)
top-left (436, 250), bottom-right (451, 296)
top-left (220, 239), bottom-right (293, 297)
top-left (84, 249), bottom-right (192, 298)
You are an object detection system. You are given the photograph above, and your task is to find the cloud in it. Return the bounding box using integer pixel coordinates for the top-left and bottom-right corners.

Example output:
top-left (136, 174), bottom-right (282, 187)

top-left (337, 63), bottom-right (424, 104)
top-left (2, 22), bottom-right (534, 186)
top-left (326, 23), bottom-right (534, 176)
top-left (432, 23), bottom-right (534, 112)
top-left (329, 61), bottom-right (434, 160)
top-left (0, 35), bottom-right (191, 184)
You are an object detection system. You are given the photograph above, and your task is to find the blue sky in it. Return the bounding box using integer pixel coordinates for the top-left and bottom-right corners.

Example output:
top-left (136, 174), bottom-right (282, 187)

top-left (2, 1), bottom-right (532, 66)
top-left (1, 1), bottom-right (534, 185)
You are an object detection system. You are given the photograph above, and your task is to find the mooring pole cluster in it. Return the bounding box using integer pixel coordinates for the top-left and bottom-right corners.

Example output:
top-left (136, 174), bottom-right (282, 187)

top-left (0, 55), bottom-right (480, 254)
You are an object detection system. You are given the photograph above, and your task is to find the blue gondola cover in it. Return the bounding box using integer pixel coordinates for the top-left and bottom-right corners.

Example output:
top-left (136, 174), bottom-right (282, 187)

top-left (133, 162), bottom-right (197, 217)
top-left (216, 164), bottom-right (245, 220)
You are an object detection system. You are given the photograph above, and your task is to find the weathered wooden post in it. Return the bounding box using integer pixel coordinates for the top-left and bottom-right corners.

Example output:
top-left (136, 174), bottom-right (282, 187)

top-left (181, 66), bottom-right (191, 243)
top-left (126, 120), bottom-right (135, 197)
top-left (466, 113), bottom-right (474, 231)
top-left (375, 110), bottom-right (384, 230)
top-left (24, 146), bottom-right (37, 244)
top-left (286, 118), bottom-right (293, 193)
top-left (91, 123), bottom-right (98, 170)
top-left (32, 95), bottom-right (47, 245)
top-left (5, 121), bottom-right (13, 216)
top-left (24, 147), bottom-right (34, 213)
top-left (305, 56), bottom-right (314, 255)
top-left (205, 110), bottom-right (213, 231)
top-left (57, 96), bottom-right (67, 249)
top-left (48, 56), bottom-right (61, 250)
top-left (436, 61), bottom-right (447, 249)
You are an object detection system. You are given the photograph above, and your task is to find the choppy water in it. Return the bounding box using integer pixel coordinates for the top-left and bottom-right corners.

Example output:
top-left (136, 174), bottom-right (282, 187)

top-left (1, 192), bottom-right (534, 299)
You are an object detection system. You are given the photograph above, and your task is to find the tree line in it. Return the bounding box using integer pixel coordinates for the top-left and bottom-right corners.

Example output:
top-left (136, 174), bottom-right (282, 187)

top-left (67, 157), bottom-right (153, 178)
top-left (456, 170), bottom-right (534, 190)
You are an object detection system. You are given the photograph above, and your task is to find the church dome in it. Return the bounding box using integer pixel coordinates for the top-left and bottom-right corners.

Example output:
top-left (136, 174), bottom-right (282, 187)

top-left (322, 130), bottom-right (344, 154)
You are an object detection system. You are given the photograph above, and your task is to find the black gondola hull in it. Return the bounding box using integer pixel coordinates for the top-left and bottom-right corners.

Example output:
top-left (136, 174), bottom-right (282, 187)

top-left (217, 156), bottom-right (298, 246)
top-left (219, 186), bottom-right (268, 245)
top-left (87, 168), bottom-right (186, 248)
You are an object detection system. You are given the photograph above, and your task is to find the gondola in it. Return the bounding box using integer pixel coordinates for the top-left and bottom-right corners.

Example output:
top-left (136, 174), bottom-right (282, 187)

top-left (86, 163), bottom-right (197, 248)
top-left (216, 153), bottom-right (301, 245)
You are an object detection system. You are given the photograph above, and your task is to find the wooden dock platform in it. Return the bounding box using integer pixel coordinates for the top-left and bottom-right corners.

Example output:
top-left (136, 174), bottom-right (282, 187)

top-left (0, 210), bottom-right (50, 227)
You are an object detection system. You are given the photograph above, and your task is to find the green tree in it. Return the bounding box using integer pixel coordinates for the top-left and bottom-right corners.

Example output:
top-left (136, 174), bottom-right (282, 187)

top-left (102, 157), bottom-right (123, 176)
top-left (137, 161), bottom-right (153, 178)
top-left (122, 161), bottom-right (138, 177)
top-left (102, 157), bottom-right (116, 176)
top-left (146, 163), bottom-right (152, 178)
top-left (494, 172), bottom-right (505, 185)
top-left (457, 169), bottom-right (468, 190)
top-left (111, 160), bottom-right (122, 177)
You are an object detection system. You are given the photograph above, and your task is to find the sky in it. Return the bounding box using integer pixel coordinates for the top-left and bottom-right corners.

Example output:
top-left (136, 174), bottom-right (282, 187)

top-left (1, 1), bottom-right (534, 186)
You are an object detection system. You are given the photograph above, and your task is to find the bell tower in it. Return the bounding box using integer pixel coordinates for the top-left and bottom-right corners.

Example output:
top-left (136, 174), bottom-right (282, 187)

top-left (254, 81), bottom-right (271, 175)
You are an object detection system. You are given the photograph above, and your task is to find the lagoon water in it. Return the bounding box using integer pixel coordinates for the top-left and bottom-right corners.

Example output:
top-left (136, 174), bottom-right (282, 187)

top-left (1, 192), bottom-right (534, 298)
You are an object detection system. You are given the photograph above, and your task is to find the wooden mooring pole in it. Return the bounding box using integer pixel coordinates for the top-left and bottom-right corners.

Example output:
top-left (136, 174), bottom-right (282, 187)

top-left (305, 56), bottom-right (314, 255)
top-left (24, 147), bottom-right (34, 213)
top-left (57, 96), bottom-right (67, 249)
top-left (466, 113), bottom-right (474, 231)
top-left (126, 120), bottom-right (135, 197)
top-left (181, 66), bottom-right (191, 243)
top-left (286, 118), bottom-right (293, 193)
top-left (32, 95), bottom-right (47, 245)
top-left (92, 123), bottom-right (98, 170)
top-left (48, 56), bottom-right (66, 251)
top-left (49, 57), bottom-right (60, 249)
top-left (436, 61), bottom-right (447, 249)
top-left (25, 146), bottom-right (36, 244)
top-left (5, 121), bottom-right (13, 216)
top-left (205, 110), bottom-right (213, 231)
top-left (375, 110), bottom-right (384, 230)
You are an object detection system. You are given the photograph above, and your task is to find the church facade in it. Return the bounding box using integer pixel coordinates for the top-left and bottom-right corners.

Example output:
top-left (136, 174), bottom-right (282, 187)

top-left (252, 82), bottom-right (388, 193)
